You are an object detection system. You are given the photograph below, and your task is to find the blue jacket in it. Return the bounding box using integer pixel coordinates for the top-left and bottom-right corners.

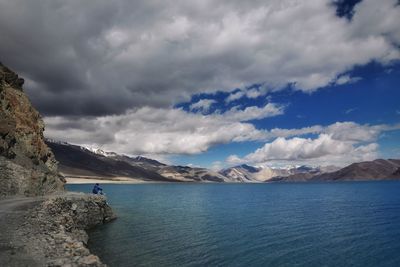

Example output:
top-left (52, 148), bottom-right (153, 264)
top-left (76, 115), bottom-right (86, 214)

top-left (92, 185), bottom-right (103, 194)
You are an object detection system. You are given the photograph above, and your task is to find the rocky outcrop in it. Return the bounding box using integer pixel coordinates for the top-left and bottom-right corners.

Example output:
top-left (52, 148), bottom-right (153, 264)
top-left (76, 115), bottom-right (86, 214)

top-left (0, 63), bottom-right (116, 266)
top-left (16, 193), bottom-right (116, 266)
top-left (0, 62), bottom-right (65, 196)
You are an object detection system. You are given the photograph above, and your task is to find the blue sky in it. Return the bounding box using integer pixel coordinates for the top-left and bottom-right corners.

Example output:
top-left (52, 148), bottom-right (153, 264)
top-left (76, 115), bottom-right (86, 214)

top-left (172, 62), bottom-right (400, 168)
top-left (1, 0), bottom-right (399, 169)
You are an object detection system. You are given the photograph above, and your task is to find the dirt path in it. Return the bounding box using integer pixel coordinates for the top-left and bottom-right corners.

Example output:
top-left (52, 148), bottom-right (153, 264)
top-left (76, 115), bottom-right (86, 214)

top-left (0, 197), bottom-right (44, 267)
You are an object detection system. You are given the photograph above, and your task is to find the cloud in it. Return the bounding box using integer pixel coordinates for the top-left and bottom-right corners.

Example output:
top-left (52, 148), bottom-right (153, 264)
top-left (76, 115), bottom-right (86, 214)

top-left (344, 107), bottom-right (357, 114)
top-left (324, 121), bottom-right (389, 142)
top-left (44, 103), bottom-right (283, 155)
top-left (225, 85), bottom-right (269, 103)
top-left (44, 99), bottom-right (399, 159)
top-left (211, 161), bottom-right (224, 171)
top-left (0, 0), bottom-right (399, 116)
top-left (226, 121), bottom-right (400, 166)
top-left (227, 134), bottom-right (379, 166)
top-left (245, 135), bottom-right (359, 161)
top-left (266, 121), bottom-right (400, 142)
top-left (225, 91), bottom-right (245, 103)
top-left (189, 99), bottom-right (217, 113)
top-left (222, 103), bottom-right (284, 121)
top-left (334, 75), bottom-right (362, 85)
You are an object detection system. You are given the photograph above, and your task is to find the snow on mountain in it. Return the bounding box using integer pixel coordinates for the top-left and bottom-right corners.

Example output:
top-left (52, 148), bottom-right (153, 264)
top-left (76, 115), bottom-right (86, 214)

top-left (45, 139), bottom-right (340, 183)
top-left (220, 164), bottom-right (329, 182)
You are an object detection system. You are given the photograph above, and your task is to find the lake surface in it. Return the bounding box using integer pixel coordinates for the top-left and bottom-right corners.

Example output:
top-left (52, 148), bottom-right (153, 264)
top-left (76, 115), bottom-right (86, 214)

top-left (67, 182), bottom-right (400, 267)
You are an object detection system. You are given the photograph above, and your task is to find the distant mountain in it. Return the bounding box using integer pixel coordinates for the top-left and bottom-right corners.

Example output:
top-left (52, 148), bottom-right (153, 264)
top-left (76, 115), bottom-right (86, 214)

top-left (159, 165), bottom-right (228, 182)
top-left (220, 164), bottom-right (326, 182)
top-left (220, 164), bottom-right (261, 182)
top-left (270, 159), bottom-right (400, 182)
top-left (312, 159), bottom-right (400, 181)
top-left (46, 140), bottom-right (227, 182)
top-left (46, 140), bottom-right (400, 183)
top-left (46, 141), bottom-right (173, 182)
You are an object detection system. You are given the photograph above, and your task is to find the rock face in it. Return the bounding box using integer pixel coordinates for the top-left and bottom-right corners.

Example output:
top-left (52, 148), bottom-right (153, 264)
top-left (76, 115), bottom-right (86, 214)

top-left (17, 193), bottom-right (116, 266)
top-left (0, 63), bottom-right (65, 196)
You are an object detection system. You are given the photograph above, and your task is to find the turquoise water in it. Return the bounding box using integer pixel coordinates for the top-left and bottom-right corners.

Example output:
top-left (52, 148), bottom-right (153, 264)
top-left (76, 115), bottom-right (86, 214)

top-left (67, 182), bottom-right (400, 267)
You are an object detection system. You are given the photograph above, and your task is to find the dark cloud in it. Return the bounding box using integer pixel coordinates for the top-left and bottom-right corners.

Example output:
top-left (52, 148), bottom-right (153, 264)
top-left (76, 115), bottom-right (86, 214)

top-left (0, 0), bottom-right (399, 116)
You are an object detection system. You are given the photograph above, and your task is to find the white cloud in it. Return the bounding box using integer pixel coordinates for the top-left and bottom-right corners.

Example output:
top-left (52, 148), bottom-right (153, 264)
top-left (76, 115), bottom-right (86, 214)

top-left (246, 135), bottom-right (355, 161)
top-left (228, 134), bottom-right (379, 166)
top-left (222, 103), bottom-right (284, 121)
top-left (44, 103), bottom-right (283, 155)
top-left (189, 99), bottom-right (217, 113)
top-left (225, 85), bottom-right (270, 103)
top-left (266, 121), bottom-right (400, 142)
top-left (45, 103), bottom-right (400, 162)
top-left (226, 155), bottom-right (243, 166)
top-left (334, 75), bottom-right (362, 85)
top-left (225, 91), bottom-right (245, 103)
top-left (226, 121), bottom-right (400, 166)
top-left (211, 161), bottom-right (224, 171)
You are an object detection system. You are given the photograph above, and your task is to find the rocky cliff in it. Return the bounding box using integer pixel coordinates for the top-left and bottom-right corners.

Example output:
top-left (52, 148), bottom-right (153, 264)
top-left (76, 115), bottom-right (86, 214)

top-left (0, 62), bottom-right (65, 196)
top-left (16, 193), bottom-right (116, 266)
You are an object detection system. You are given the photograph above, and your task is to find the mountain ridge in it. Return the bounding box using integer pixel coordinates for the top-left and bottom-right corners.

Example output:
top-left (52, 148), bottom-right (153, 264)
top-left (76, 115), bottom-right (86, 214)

top-left (46, 140), bottom-right (228, 182)
top-left (46, 139), bottom-right (400, 183)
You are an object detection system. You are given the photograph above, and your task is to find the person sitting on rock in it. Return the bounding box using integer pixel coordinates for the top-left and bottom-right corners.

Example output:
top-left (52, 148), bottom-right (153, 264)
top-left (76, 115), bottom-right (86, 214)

top-left (92, 183), bottom-right (103, 195)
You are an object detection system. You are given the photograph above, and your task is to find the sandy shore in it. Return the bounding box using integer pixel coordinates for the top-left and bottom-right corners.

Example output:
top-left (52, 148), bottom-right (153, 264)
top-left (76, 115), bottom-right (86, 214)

top-left (65, 176), bottom-right (154, 184)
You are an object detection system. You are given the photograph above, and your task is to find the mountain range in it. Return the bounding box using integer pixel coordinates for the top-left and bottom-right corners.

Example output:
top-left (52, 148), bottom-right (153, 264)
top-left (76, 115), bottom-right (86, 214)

top-left (46, 140), bottom-right (400, 183)
top-left (46, 140), bottom-right (228, 182)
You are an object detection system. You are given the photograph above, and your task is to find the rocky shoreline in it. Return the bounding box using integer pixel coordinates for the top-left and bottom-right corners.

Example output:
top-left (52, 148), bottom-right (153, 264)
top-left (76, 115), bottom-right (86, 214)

top-left (9, 193), bottom-right (116, 267)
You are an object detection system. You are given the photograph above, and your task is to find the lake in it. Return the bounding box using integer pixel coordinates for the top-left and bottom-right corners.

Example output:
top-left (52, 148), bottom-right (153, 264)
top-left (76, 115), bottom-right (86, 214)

top-left (67, 182), bottom-right (400, 267)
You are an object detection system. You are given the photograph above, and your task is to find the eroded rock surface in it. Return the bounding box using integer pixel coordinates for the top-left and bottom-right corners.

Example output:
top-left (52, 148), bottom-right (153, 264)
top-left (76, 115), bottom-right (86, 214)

top-left (15, 193), bottom-right (116, 267)
top-left (0, 62), bottom-right (65, 196)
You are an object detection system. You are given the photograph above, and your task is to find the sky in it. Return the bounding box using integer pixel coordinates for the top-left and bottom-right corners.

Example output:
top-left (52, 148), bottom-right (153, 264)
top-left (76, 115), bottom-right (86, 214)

top-left (0, 0), bottom-right (399, 169)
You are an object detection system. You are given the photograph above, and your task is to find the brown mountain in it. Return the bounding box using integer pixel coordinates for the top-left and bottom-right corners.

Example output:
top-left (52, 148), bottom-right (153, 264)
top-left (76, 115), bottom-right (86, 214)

top-left (46, 140), bottom-right (227, 182)
top-left (271, 159), bottom-right (400, 182)
top-left (0, 63), bottom-right (64, 196)
top-left (46, 141), bottom-right (175, 182)
top-left (312, 159), bottom-right (400, 181)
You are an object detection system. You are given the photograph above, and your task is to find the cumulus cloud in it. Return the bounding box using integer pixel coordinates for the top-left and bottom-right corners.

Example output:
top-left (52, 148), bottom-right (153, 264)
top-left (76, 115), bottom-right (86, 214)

top-left (44, 95), bottom-right (399, 164)
top-left (0, 0), bottom-right (399, 116)
top-left (44, 103), bottom-right (283, 155)
top-left (245, 135), bottom-right (360, 161)
top-left (265, 121), bottom-right (400, 142)
top-left (226, 121), bottom-right (400, 166)
top-left (227, 134), bottom-right (379, 167)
